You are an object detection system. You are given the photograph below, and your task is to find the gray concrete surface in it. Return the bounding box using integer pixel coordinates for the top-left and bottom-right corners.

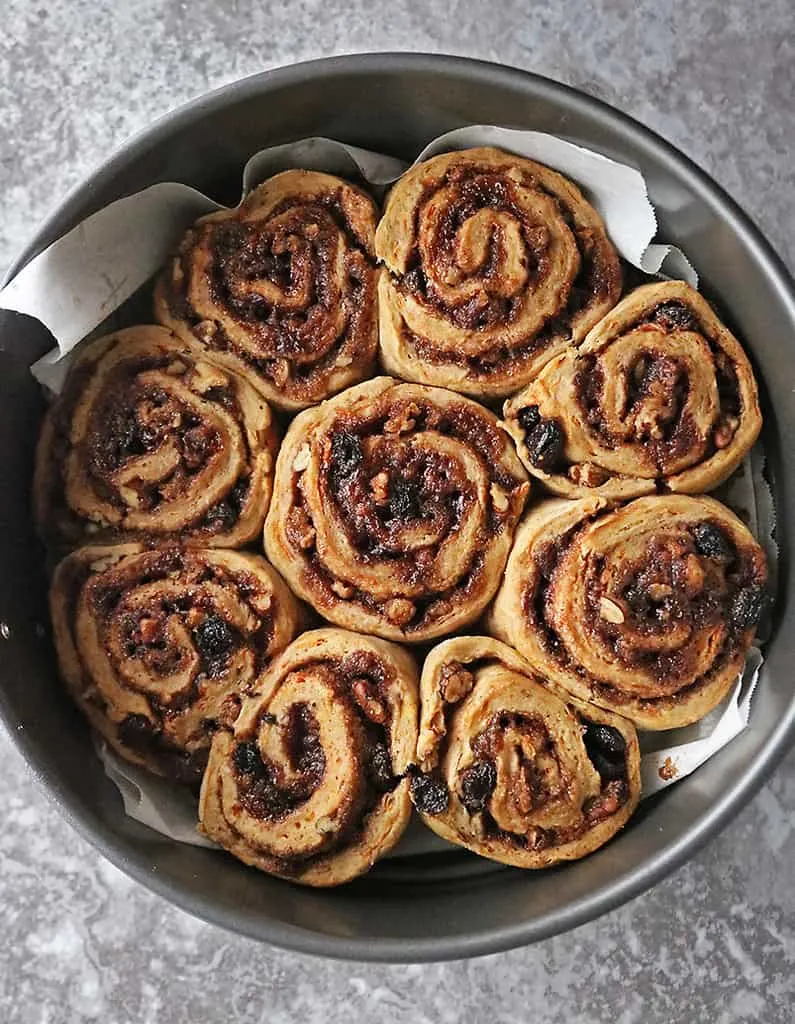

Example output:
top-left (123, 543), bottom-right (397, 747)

top-left (1, 1), bottom-right (794, 1021)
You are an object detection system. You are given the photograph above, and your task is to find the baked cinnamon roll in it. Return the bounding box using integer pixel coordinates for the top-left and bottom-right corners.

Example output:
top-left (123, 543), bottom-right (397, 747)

top-left (199, 628), bottom-right (419, 886)
top-left (155, 170), bottom-right (380, 410)
top-left (50, 545), bottom-right (301, 781)
top-left (503, 281), bottom-right (762, 498)
top-left (264, 377), bottom-right (530, 642)
top-left (375, 147), bottom-right (621, 397)
top-left (488, 494), bottom-right (768, 729)
top-left (34, 326), bottom-right (277, 549)
top-left (412, 636), bottom-right (640, 867)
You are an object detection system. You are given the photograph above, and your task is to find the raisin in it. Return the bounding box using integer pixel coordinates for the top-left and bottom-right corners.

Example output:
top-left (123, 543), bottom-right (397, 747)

top-left (584, 723), bottom-right (627, 781)
top-left (204, 501), bottom-right (237, 530)
top-left (330, 432), bottom-right (362, 480)
top-left (730, 586), bottom-right (768, 630)
top-left (403, 267), bottom-right (426, 295)
top-left (516, 405), bottom-right (541, 433)
top-left (118, 713), bottom-right (158, 750)
top-left (653, 301), bottom-right (698, 332)
top-left (367, 742), bottom-right (396, 792)
top-left (233, 741), bottom-right (267, 777)
top-left (693, 522), bottom-right (732, 561)
top-left (193, 615), bottom-right (235, 660)
top-left (584, 723), bottom-right (626, 758)
top-left (410, 772), bottom-right (449, 815)
top-left (525, 419), bottom-right (565, 471)
top-left (459, 761), bottom-right (497, 813)
top-left (387, 477), bottom-right (421, 521)
top-left (588, 751), bottom-right (626, 782)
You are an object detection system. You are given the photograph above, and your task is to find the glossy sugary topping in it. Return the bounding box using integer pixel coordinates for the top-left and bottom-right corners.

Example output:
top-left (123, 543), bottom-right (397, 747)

top-left (49, 545), bottom-right (300, 782)
top-left (199, 628), bottom-right (419, 886)
top-left (34, 325), bottom-right (277, 548)
top-left (154, 170), bottom-right (380, 410)
top-left (413, 636), bottom-right (640, 867)
top-left (264, 377), bottom-right (530, 642)
top-left (488, 494), bottom-right (768, 730)
top-left (376, 146), bottom-right (621, 397)
top-left (503, 280), bottom-right (762, 500)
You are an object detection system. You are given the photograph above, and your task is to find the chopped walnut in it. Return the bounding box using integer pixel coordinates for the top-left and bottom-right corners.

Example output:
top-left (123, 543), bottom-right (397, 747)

top-left (330, 579), bottom-right (354, 600)
top-left (118, 485), bottom-right (143, 509)
top-left (303, 223), bottom-right (320, 240)
top-left (218, 694), bottom-right (242, 728)
top-left (569, 462), bottom-right (609, 487)
top-left (370, 471), bottom-right (390, 505)
top-left (714, 416), bottom-right (740, 449)
top-left (270, 359), bottom-right (290, 387)
top-left (287, 507), bottom-right (316, 550)
top-left (352, 678), bottom-right (387, 724)
top-left (136, 617), bottom-right (160, 644)
top-left (684, 553), bottom-right (705, 596)
top-left (384, 402), bottom-right (420, 435)
top-left (647, 583), bottom-right (673, 601)
top-left (599, 597), bottom-right (625, 624)
top-left (249, 589), bottom-right (272, 616)
top-left (490, 483), bottom-right (509, 513)
top-left (293, 444), bottom-right (311, 473)
top-left (440, 663), bottom-right (474, 703)
top-left (194, 320), bottom-right (218, 343)
top-left (384, 598), bottom-right (416, 627)
top-left (185, 607), bottom-right (204, 628)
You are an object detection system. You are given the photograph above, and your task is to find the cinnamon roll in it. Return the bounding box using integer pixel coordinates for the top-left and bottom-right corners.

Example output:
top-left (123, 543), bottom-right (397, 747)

top-left (488, 494), bottom-right (768, 730)
top-left (34, 326), bottom-right (277, 549)
top-left (50, 545), bottom-right (300, 781)
top-left (375, 146), bottom-right (621, 397)
top-left (154, 170), bottom-right (380, 410)
top-left (412, 636), bottom-right (640, 867)
top-left (199, 628), bottom-right (419, 886)
top-left (503, 281), bottom-right (762, 499)
top-left (264, 377), bottom-right (530, 642)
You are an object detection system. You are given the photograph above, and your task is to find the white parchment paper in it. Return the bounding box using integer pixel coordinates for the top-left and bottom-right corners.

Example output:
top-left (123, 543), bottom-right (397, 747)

top-left (1, 129), bottom-right (769, 856)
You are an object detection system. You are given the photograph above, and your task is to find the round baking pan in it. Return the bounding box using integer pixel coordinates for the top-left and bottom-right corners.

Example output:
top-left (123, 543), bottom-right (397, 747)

top-left (0, 53), bottom-right (792, 962)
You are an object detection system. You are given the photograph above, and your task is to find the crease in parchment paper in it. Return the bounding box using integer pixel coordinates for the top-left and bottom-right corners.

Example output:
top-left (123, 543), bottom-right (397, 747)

top-left (8, 129), bottom-right (768, 857)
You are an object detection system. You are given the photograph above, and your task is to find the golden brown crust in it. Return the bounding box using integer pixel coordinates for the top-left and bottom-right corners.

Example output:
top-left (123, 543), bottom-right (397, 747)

top-left (503, 281), bottom-right (762, 499)
top-left (263, 377), bottom-right (530, 642)
top-left (50, 544), bottom-right (301, 781)
top-left (154, 170), bottom-right (380, 411)
top-left (412, 636), bottom-right (640, 867)
top-left (198, 628), bottom-right (419, 886)
top-left (375, 146), bottom-right (621, 398)
top-left (487, 494), bottom-right (768, 729)
top-left (33, 325), bottom-right (277, 550)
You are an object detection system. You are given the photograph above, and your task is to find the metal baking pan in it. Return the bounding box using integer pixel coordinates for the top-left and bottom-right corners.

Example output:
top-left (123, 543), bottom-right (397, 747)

top-left (0, 53), bottom-right (792, 962)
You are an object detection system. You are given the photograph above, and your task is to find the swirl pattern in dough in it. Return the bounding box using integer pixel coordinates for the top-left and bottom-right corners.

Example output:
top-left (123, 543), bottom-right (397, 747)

top-left (411, 636), bottom-right (640, 867)
top-left (199, 628), bottom-right (419, 886)
top-left (503, 281), bottom-right (762, 499)
top-left (488, 494), bottom-right (768, 729)
top-left (375, 147), bottom-right (621, 397)
top-left (155, 170), bottom-right (380, 410)
top-left (264, 377), bottom-right (530, 642)
top-left (34, 326), bottom-right (277, 549)
top-left (50, 544), bottom-right (300, 781)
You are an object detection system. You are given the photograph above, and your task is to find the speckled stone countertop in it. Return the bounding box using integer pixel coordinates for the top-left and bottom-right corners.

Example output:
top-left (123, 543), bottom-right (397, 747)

top-left (1, 2), bottom-right (794, 1021)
